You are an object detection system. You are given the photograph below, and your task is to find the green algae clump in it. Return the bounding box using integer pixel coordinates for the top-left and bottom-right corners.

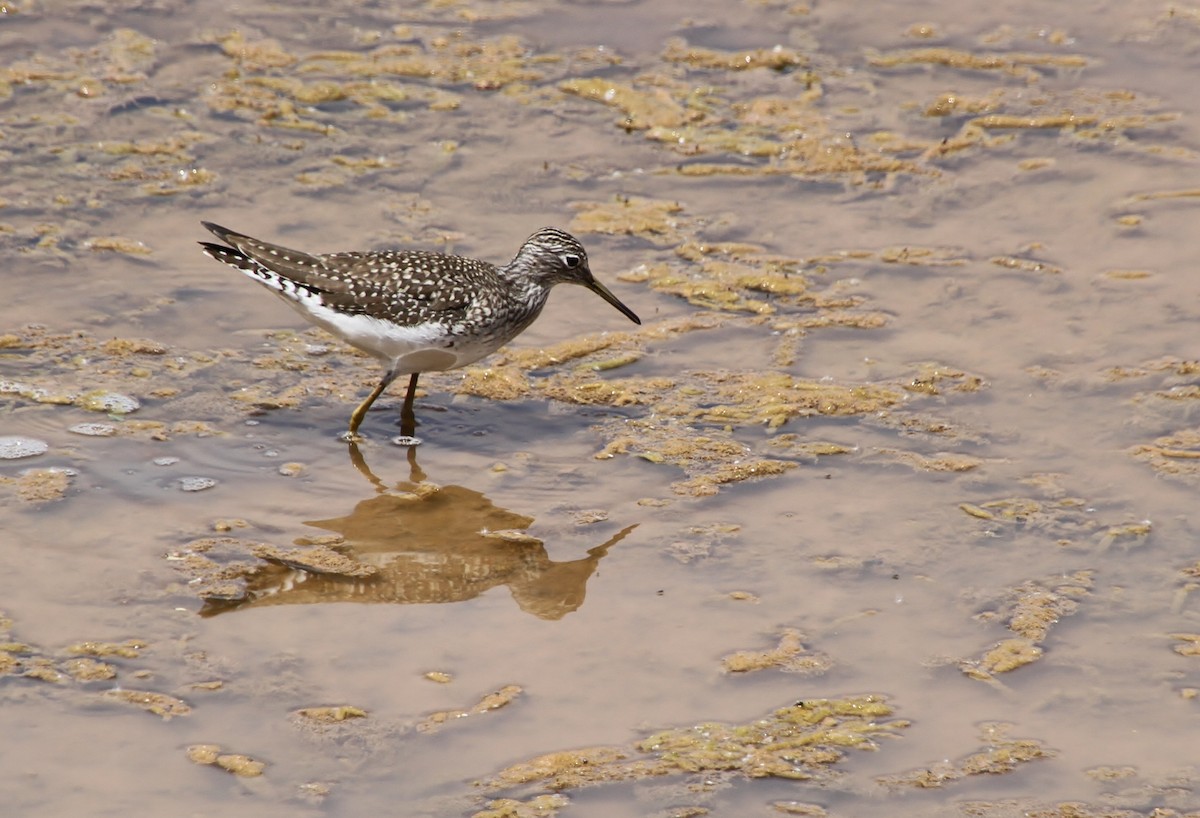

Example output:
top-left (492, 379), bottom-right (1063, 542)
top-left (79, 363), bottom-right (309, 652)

top-left (559, 79), bottom-right (690, 131)
top-left (419, 685), bottom-right (523, 734)
top-left (187, 744), bottom-right (266, 777)
top-left (721, 629), bottom-right (832, 675)
top-left (685, 372), bottom-right (906, 428)
top-left (472, 794), bottom-right (571, 818)
top-left (569, 196), bottom-right (686, 244)
top-left (0, 468), bottom-right (71, 504)
top-left (68, 639), bottom-right (146, 659)
top-left (662, 38), bottom-right (809, 72)
top-left (868, 48), bottom-right (1087, 77)
top-left (481, 695), bottom-right (906, 792)
top-left (1132, 428), bottom-right (1200, 480)
top-left (882, 722), bottom-right (1052, 788)
top-left (961, 572), bottom-right (1092, 681)
top-left (295, 705), bottom-right (368, 723)
top-left (104, 689), bottom-right (191, 720)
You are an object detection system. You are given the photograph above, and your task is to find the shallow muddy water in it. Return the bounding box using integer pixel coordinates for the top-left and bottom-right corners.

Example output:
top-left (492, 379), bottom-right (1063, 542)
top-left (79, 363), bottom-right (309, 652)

top-left (2, 1), bottom-right (1199, 816)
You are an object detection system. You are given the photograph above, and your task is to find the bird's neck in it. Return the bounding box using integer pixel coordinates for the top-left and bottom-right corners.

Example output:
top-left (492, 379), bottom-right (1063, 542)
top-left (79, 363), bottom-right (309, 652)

top-left (499, 262), bottom-right (549, 293)
top-left (507, 274), bottom-right (551, 312)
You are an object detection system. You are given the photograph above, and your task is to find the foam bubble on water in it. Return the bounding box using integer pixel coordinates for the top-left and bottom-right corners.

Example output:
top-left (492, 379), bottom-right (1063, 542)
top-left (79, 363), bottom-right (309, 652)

top-left (69, 422), bottom-right (117, 437)
top-left (78, 391), bottom-right (140, 414)
top-left (0, 436), bottom-right (49, 459)
top-left (178, 476), bottom-right (217, 492)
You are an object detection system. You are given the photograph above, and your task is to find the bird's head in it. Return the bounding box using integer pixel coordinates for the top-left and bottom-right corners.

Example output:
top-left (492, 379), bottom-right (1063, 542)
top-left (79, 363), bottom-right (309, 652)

top-left (511, 228), bottom-right (641, 325)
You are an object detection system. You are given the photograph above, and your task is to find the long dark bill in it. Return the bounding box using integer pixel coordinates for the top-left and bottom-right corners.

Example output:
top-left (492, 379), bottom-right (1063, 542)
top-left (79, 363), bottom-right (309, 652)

top-left (586, 279), bottom-right (641, 325)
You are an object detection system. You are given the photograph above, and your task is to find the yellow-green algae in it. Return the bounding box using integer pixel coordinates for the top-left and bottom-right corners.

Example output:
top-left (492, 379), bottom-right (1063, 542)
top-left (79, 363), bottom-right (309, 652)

top-left (630, 258), bottom-right (813, 315)
top-left (559, 78), bottom-right (692, 131)
top-left (661, 38), bottom-right (809, 72)
top-left (881, 722), bottom-right (1052, 789)
top-left (480, 695), bottom-right (906, 792)
top-left (573, 204), bottom-right (895, 328)
top-left (104, 689), bottom-right (191, 720)
top-left (85, 236), bottom-right (153, 255)
top-left (204, 30), bottom-right (551, 134)
top-left (1105, 356), bottom-right (1200, 382)
top-left (990, 254), bottom-right (1064, 275)
top-left (304, 33), bottom-right (547, 88)
top-left (771, 802), bottom-right (826, 816)
top-left (3, 22), bottom-right (610, 228)
top-left (295, 705), bottom-right (369, 723)
top-left (876, 450), bottom-right (982, 473)
top-left (924, 91), bottom-right (1002, 117)
top-left (2, 27), bottom-right (156, 93)
top-left (955, 488), bottom-right (1144, 545)
top-left (61, 657), bottom-right (117, 682)
top-left (1131, 187), bottom-right (1200, 202)
top-left (419, 684), bottom-right (523, 734)
top-left (721, 628), bottom-right (831, 675)
top-left (215, 31), bottom-right (297, 70)
top-left (546, 367), bottom-right (905, 426)
top-left (555, 354), bottom-right (970, 494)
top-left (593, 416), bottom-right (787, 497)
top-left (681, 372), bottom-right (906, 428)
top-left (922, 87), bottom-right (1185, 161)
top-left (1021, 805), bottom-right (1198, 818)
top-left (1095, 522), bottom-right (1152, 550)
top-left (251, 542), bottom-right (378, 578)
top-left (905, 363), bottom-right (986, 395)
top-left (472, 794), bottom-right (571, 818)
top-left (661, 522), bottom-right (741, 563)
top-left (1170, 633), bottom-right (1200, 657)
top-left (970, 638), bottom-right (1044, 676)
top-left (0, 630), bottom-right (149, 686)
top-left (961, 571), bottom-right (1092, 682)
top-left (557, 56), bottom-right (942, 180)
top-left (186, 744), bottom-right (266, 777)
top-left (868, 47), bottom-right (1087, 76)
top-left (1132, 428), bottom-right (1200, 480)
top-left (68, 639), bottom-right (145, 659)
top-left (166, 536), bottom-right (272, 602)
top-left (0, 468), bottom-right (71, 505)
top-left (1178, 590), bottom-right (1200, 632)
top-left (569, 196), bottom-right (687, 244)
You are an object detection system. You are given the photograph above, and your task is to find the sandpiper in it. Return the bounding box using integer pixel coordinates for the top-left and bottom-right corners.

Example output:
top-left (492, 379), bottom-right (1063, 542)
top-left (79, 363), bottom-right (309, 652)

top-left (199, 222), bottom-right (640, 437)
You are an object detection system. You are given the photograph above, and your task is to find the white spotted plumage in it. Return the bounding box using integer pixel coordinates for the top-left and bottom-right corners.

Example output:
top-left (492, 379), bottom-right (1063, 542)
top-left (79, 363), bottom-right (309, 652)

top-left (199, 221), bottom-right (641, 434)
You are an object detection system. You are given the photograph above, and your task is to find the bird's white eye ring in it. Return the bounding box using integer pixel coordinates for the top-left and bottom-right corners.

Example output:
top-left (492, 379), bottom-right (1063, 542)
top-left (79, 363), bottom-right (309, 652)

top-left (562, 253), bottom-right (582, 269)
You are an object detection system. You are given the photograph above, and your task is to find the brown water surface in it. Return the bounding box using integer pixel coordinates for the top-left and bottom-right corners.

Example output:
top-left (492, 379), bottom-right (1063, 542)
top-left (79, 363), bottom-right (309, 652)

top-left (2, 1), bottom-right (1199, 816)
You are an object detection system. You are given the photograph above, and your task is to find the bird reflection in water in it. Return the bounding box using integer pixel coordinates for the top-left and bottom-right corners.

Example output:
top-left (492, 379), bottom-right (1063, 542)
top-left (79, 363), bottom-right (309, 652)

top-left (199, 441), bottom-right (633, 620)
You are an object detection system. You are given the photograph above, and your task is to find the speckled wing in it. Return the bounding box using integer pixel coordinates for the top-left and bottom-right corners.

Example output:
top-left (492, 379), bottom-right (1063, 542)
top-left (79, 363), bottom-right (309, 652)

top-left (312, 250), bottom-right (497, 325)
top-left (200, 222), bottom-right (495, 327)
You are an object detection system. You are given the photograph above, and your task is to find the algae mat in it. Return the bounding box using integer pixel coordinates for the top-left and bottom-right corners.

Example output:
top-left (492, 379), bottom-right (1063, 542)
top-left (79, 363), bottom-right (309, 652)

top-left (2, 1), bottom-right (1199, 817)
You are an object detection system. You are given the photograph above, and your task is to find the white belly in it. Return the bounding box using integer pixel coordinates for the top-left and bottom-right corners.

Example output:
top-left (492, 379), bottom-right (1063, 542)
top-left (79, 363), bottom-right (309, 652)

top-left (283, 294), bottom-right (494, 375)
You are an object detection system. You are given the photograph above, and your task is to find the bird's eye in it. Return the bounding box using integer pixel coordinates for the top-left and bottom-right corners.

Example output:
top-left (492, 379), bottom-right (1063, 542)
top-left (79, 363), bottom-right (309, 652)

top-left (562, 253), bottom-right (582, 269)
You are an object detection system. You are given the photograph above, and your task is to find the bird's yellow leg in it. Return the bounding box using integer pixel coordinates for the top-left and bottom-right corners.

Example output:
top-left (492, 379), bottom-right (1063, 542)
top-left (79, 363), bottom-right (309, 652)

top-left (348, 370), bottom-right (398, 438)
